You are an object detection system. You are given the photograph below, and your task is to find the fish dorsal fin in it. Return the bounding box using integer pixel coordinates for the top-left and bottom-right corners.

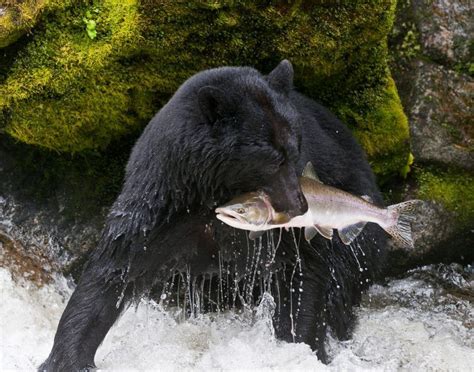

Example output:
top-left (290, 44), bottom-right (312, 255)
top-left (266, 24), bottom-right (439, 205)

top-left (304, 226), bottom-right (318, 241)
top-left (338, 222), bottom-right (367, 245)
top-left (249, 230), bottom-right (265, 240)
top-left (302, 162), bottom-right (322, 183)
top-left (361, 195), bottom-right (373, 203)
top-left (314, 225), bottom-right (333, 240)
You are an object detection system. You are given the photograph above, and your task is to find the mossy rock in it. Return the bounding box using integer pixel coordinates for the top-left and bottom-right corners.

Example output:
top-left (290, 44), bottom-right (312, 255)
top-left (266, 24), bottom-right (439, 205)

top-left (0, 1), bottom-right (42, 48)
top-left (0, 0), bottom-right (64, 48)
top-left (1, 0), bottom-right (409, 179)
top-left (415, 166), bottom-right (474, 228)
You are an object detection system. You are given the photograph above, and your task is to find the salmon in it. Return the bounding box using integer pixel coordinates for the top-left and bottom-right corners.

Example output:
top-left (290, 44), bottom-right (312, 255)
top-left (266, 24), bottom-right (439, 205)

top-left (215, 162), bottom-right (420, 248)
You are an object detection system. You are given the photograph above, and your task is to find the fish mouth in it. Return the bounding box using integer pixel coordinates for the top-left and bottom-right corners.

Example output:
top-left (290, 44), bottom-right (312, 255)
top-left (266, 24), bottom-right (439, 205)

top-left (215, 208), bottom-right (246, 224)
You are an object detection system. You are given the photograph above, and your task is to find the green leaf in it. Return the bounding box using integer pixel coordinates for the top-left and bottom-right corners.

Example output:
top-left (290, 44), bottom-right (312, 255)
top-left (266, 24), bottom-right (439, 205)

top-left (86, 28), bottom-right (97, 39)
top-left (84, 19), bottom-right (97, 39)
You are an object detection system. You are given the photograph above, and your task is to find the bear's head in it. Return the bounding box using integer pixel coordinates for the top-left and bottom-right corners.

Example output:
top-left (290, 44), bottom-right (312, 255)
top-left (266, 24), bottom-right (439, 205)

top-left (197, 60), bottom-right (308, 218)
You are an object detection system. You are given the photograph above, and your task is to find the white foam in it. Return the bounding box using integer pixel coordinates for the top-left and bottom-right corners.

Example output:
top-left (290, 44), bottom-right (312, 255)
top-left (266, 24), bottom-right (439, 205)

top-left (0, 267), bottom-right (472, 371)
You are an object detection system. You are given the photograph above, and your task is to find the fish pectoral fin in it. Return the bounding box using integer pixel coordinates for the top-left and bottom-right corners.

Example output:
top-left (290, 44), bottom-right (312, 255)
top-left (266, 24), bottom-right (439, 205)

top-left (302, 162), bottom-right (323, 183)
top-left (249, 230), bottom-right (265, 240)
top-left (338, 222), bottom-right (367, 245)
top-left (304, 226), bottom-right (318, 241)
top-left (314, 225), bottom-right (333, 240)
top-left (361, 195), bottom-right (373, 203)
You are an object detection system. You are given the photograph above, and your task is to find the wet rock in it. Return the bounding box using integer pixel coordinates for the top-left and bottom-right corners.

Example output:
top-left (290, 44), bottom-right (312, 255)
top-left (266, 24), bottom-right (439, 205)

top-left (0, 1), bottom-right (49, 48)
top-left (0, 229), bottom-right (54, 286)
top-left (412, 0), bottom-right (473, 65)
top-left (387, 0), bottom-right (473, 272)
top-left (409, 200), bottom-right (457, 255)
top-left (0, 138), bottom-right (108, 281)
top-left (386, 199), bottom-right (473, 276)
top-left (0, 192), bottom-right (103, 282)
top-left (407, 61), bottom-right (473, 170)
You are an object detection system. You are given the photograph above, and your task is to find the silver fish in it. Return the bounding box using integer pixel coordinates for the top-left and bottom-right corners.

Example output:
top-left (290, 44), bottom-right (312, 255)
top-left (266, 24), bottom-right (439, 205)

top-left (215, 162), bottom-right (420, 248)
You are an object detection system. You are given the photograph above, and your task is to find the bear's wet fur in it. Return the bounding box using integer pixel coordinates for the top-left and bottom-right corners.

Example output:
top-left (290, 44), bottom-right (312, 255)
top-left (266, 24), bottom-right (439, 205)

top-left (40, 61), bottom-right (387, 371)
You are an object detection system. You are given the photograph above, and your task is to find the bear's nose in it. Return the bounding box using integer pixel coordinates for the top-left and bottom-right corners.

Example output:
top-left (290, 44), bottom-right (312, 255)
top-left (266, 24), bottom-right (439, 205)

top-left (271, 188), bottom-right (308, 219)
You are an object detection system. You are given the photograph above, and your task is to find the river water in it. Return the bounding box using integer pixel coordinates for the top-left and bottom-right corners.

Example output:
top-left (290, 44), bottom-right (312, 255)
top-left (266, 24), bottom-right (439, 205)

top-left (0, 263), bottom-right (472, 371)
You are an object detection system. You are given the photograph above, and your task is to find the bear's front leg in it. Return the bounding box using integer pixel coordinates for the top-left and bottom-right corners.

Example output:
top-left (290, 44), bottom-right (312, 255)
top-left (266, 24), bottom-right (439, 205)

top-left (272, 239), bottom-right (337, 363)
top-left (274, 269), bottom-right (330, 362)
top-left (39, 261), bottom-right (130, 372)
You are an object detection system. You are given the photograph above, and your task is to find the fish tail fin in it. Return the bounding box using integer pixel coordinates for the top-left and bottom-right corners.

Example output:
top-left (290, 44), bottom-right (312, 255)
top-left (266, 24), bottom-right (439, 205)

top-left (383, 200), bottom-right (420, 249)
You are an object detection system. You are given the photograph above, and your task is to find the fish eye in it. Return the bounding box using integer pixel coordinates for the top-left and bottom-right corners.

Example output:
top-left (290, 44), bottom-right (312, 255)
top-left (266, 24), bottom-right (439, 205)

top-left (236, 207), bottom-right (245, 214)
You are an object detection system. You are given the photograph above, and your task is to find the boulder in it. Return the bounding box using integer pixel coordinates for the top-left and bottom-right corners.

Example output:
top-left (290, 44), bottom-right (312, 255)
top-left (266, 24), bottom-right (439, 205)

top-left (412, 0), bottom-right (472, 66)
top-left (386, 0), bottom-right (473, 272)
top-left (0, 1), bottom-right (409, 179)
top-left (0, 136), bottom-right (118, 281)
top-left (408, 61), bottom-right (473, 170)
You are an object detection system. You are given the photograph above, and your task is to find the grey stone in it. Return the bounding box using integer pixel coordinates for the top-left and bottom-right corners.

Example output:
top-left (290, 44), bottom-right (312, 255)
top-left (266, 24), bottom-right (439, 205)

top-left (386, 199), bottom-right (473, 275)
top-left (408, 60), bottom-right (473, 170)
top-left (412, 0), bottom-right (473, 65)
top-left (0, 139), bottom-right (107, 282)
top-left (409, 200), bottom-right (457, 254)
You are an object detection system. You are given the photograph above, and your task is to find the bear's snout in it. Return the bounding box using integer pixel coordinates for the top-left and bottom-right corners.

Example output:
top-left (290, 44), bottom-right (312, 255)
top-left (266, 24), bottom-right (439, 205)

top-left (263, 165), bottom-right (308, 218)
top-left (279, 188), bottom-right (308, 218)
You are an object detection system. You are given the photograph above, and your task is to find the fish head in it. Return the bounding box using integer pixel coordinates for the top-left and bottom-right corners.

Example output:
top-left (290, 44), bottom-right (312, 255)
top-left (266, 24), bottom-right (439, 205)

top-left (215, 192), bottom-right (291, 230)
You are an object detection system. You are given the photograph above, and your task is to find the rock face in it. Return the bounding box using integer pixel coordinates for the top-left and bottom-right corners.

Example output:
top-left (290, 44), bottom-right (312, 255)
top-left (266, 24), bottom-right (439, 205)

top-left (0, 137), bottom-right (113, 283)
top-left (391, 0), bottom-right (473, 171)
top-left (387, 0), bottom-right (473, 272)
top-left (408, 61), bottom-right (473, 170)
top-left (0, 1), bottom-right (46, 48)
top-left (0, 194), bottom-right (103, 283)
top-left (412, 0), bottom-right (472, 66)
top-left (403, 1), bottom-right (473, 170)
top-left (386, 198), bottom-right (472, 276)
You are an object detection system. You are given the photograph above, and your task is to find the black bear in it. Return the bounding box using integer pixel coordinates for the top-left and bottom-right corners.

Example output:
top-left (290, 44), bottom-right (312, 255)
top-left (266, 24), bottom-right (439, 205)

top-left (40, 60), bottom-right (386, 371)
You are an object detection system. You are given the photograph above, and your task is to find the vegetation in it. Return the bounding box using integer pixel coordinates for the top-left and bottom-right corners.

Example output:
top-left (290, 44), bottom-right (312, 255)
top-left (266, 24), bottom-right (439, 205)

top-left (416, 167), bottom-right (474, 227)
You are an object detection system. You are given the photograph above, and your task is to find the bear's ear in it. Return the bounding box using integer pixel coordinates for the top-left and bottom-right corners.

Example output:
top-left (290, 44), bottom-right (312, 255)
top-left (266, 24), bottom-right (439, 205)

top-left (267, 59), bottom-right (294, 95)
top-left (198, 86), bottom-right (230, 124)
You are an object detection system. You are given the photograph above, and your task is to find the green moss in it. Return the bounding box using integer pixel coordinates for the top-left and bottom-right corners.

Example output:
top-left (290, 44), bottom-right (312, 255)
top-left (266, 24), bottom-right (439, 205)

top-left (400, 152), bottom-right (414, 179)
top-left (388, 0), bottom-right (422, 65)
top-left (416, 167), bottom-right (474, 226)
top-left (1, 0), bottom-right (142, 152)
top-left (1, 0), bottom-right (409, 178)
top-left (337, 77), bottom-right (410, 180)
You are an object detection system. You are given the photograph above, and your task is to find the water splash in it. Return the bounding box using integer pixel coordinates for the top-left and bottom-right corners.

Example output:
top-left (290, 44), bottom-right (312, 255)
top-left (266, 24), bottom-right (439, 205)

top-left (1, 264), bottom-right (473, 370)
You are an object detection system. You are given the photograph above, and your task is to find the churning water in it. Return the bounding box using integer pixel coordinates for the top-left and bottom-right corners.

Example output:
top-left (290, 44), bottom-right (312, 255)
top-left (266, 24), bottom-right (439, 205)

top-left (0, 263), bottom-right (472, 371)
